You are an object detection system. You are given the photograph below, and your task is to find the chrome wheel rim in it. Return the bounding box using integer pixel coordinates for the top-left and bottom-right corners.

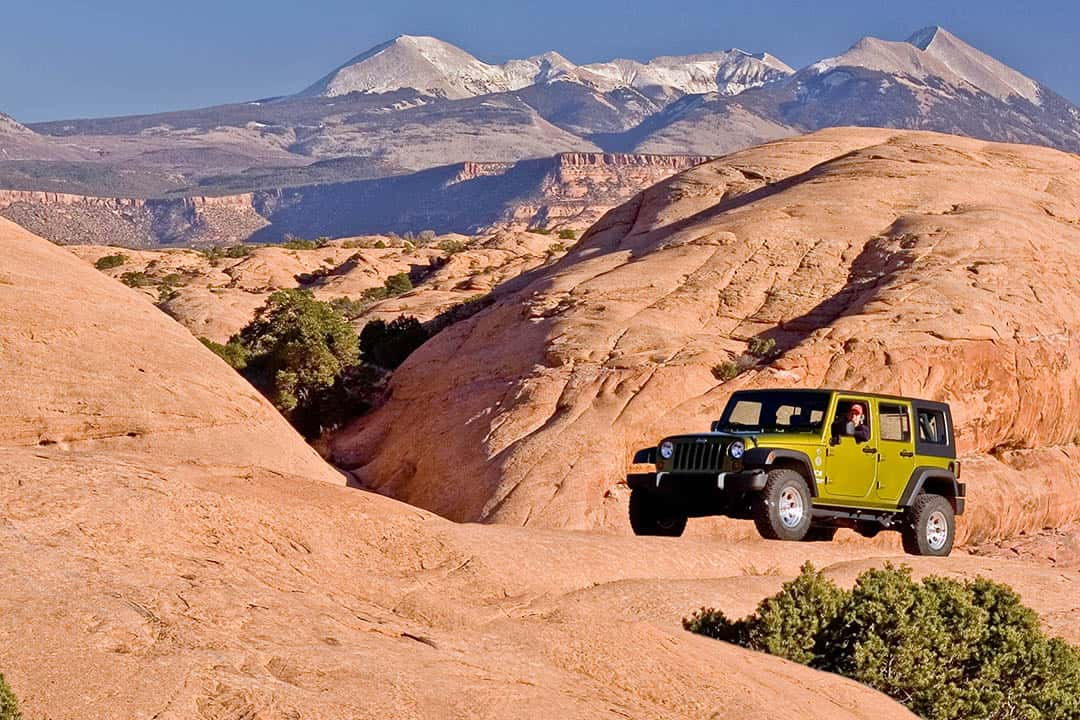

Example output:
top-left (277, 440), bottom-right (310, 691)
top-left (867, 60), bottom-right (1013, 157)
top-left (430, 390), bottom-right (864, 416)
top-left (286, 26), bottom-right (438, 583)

top-left (779, 487), bottom-right (805, 528)
top-left (926, 510), bottom-right (949, 550)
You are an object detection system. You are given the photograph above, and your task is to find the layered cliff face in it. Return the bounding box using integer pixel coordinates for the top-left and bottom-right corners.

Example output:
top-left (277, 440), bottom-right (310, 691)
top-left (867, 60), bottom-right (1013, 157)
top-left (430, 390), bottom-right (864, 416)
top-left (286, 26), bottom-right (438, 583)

top-left (499, 152), bottom-right (713, 228)
top-left (0, 190), bottom-right (268, 247)
top-left (332, 128), bottom-right (1080, 542)
top-left (248, 151), bottom-right (714, 242)
top-left (0, 152), bottom-right (708, 247)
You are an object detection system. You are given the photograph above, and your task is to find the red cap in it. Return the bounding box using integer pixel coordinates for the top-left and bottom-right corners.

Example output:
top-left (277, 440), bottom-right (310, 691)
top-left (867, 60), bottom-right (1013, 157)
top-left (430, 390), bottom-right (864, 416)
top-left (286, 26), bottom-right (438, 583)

top-left (849, 404), bottom-right (864, 416)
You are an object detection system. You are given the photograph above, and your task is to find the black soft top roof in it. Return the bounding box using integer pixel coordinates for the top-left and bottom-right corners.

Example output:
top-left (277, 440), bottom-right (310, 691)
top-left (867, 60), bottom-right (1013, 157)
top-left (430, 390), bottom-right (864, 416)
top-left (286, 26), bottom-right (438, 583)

top-left (728, 388), bottom-right (951, 411)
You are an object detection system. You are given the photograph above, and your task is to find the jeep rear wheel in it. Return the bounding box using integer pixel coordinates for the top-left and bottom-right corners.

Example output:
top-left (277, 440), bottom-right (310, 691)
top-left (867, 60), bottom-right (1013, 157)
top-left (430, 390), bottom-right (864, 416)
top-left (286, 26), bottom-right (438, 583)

top-left (901, 494), bottom-right (955, 556)
top-left (629, 489), bottom-right (687, 537)
top-left (752, 469), bottom-right (812, 541)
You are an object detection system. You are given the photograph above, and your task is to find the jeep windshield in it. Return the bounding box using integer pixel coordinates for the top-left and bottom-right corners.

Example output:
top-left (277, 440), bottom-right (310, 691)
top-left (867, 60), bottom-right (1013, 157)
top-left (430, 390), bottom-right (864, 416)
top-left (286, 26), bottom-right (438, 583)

top-left (714, 390), bottom-right (831, 434)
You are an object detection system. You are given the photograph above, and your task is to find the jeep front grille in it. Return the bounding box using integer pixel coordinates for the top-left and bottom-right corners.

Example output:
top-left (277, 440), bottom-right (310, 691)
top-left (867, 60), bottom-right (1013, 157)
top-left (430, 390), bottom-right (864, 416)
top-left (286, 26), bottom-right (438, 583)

top-left (671, 439), bottom-right (725, 472)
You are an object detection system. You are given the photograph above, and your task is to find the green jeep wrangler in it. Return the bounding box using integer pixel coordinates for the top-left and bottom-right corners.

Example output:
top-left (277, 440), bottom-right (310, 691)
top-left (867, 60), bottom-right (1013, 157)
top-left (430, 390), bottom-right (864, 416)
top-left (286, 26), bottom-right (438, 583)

top-left (627, 389), bottom-right (965, 556)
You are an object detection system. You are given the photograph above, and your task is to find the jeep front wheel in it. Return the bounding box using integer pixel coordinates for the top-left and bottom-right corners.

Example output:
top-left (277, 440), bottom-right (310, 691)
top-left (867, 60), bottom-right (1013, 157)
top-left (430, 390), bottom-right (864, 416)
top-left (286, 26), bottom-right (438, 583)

top-left (752, 469), bottom-right (812, 541)
top-left (901, 494), bottom-right (955, 556)
top-left (629, 488), bottom-right (687, 537)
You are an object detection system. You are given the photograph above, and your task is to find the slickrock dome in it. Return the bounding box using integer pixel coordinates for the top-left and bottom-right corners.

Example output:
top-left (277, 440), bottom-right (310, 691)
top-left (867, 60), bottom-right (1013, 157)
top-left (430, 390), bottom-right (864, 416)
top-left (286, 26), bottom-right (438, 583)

top-left (334, 128), bottom-right (1080, 541)
top-left (1, 213), bottom-right (933, 719)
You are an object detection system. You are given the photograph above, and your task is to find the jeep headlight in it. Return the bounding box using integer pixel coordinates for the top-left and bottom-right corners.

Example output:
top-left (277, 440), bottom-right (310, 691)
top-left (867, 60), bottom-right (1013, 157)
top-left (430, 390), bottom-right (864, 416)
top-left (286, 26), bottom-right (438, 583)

top-left (659, 441), bottom-right (675, 459)
top-left (728, 440), bottom-right (745, 459)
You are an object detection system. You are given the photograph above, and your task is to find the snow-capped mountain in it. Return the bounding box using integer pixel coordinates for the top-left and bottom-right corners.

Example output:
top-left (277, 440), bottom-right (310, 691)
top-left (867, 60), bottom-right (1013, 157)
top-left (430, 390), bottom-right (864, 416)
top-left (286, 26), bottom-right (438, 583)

top-left (773, 26), bottom-right (1080, 150)
top-left (571, 51), bottom-right (792, 95)
top-left (9, 26), bottom-right (1080, 200)
top-left (297, 35), bottom-right (793, 100)
top-left (629, 26), bottom-right (1080, 156)
top-left (298, 35), bottom-right (519, 99)
top-left (805, 27), bottom-right (1042, 105)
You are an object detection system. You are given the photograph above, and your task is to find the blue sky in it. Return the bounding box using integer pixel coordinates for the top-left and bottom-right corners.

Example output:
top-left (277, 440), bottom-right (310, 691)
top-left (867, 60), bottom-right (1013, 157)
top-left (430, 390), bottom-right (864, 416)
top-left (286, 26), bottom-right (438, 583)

top-left (2, 0), bottom-right (1078, 122)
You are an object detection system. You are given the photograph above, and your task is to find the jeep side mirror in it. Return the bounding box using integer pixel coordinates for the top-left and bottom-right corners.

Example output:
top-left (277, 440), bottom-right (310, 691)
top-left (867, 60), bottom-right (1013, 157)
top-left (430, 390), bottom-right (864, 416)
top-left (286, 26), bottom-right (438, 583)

top-left (710, 420), bottom-right (721, 432)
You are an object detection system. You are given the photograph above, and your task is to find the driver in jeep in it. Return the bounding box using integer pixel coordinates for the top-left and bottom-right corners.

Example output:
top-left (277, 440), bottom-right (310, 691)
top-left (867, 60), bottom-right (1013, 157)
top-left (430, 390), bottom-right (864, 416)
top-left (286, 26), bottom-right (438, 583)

top-left (845, 403), bottom-right (871, 442)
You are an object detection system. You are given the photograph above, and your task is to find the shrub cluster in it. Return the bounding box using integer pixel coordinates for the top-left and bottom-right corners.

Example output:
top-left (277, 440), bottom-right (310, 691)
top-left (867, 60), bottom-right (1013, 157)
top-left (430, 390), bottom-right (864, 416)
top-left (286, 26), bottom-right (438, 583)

top-left (321, 271), bottom-right (416, 317)
top-left (201, 289), bottom-right (360, 437)
top-left (438, 238), bottom-right (468, 255)
top-left (747, 337), bottom-right (777, 358)
top-left (685, 563), bottom-right (1080, 720)
top-left (383, 272), bottom-right (413, 296)
top-left (0, 672), bottom-right (19, 720)
top-left (202, 270), bottom-right (493, 438)
top-left (281, 236), bottom-right (326, 250)
top-left (199, 245), bottom-right (252, 263)
top-left (202, 288), bottom-right (438, 438)
top-left (234, 289), bottom-right (358, 411)
top-left (712, 361), bottom-right (740, 381)
top-left (711, 337), bottom-right (782, 382)
top-left (94, 253), bottom-right (127, 270)
top-left (119, 270), bottom-right (154, 288)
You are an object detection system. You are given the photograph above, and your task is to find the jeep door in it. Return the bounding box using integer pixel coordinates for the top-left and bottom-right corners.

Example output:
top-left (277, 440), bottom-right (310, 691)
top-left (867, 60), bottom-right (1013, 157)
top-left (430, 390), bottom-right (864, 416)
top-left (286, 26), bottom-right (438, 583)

top-left (874, 400), bottom-right (916, 503)
top-left (823, 395), bottom-right (878, 500)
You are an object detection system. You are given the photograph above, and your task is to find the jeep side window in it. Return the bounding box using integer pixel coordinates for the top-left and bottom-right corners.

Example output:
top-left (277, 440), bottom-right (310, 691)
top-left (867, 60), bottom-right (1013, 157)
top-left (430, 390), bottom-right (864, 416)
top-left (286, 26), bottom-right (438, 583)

top-left (879, 403), bottom-right (911, 442)
top-left (832, 399), bottom-right (871, 443)
top-left (917, 409), bottom-right (948, 445)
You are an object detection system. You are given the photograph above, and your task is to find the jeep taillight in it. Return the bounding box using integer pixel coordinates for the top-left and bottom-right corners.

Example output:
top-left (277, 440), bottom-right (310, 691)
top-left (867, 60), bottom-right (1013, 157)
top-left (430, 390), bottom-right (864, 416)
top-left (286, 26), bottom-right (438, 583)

top-left (950, 460), bottom-right (961, 478)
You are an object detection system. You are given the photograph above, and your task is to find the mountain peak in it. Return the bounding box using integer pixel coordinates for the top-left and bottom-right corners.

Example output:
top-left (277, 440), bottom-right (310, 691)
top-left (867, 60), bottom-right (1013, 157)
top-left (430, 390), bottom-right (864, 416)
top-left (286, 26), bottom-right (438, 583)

top-left (810, 26), bottom-right (1043, 107)
top-left (390, 34), bottom-right (458, 50)
top-left (297, 36), bottom-right (792, 100)
top-left (297, 35), bottom-right (511, 99)
top-left (912, 26), bottom-right (1041, 105)
top-left (906, 26), bottom-right (951, 50)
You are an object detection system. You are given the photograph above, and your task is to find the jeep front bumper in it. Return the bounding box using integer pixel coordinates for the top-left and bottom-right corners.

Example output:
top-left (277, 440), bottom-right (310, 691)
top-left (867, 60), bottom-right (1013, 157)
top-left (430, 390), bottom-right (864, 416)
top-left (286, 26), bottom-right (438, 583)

top-left (627, 469), bottom-right (768, 494)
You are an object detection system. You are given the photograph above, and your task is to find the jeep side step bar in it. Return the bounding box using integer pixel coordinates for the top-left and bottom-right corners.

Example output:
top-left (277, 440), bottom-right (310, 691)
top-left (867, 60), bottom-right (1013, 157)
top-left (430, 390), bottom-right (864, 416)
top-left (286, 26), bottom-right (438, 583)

top-left (810, 504), bottom-right (902, 527)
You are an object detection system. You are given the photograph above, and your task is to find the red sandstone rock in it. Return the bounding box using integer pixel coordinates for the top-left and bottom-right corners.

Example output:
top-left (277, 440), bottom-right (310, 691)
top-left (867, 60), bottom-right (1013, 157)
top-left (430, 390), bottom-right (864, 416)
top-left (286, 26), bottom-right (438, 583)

top-left (333, 128), bottom-right (1080, 542)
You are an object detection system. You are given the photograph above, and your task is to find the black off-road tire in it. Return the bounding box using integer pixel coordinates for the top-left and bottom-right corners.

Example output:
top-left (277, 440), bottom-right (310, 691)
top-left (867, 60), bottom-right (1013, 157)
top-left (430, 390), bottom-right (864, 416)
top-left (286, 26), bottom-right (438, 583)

top-left (901, 494), bottom-right (955, 556)
top-left (804, 526), bottom-right (838, 542)
top-left (752, 469), bottom-right (812, 541)
top-left (629, 489), bottom-right (687, 537)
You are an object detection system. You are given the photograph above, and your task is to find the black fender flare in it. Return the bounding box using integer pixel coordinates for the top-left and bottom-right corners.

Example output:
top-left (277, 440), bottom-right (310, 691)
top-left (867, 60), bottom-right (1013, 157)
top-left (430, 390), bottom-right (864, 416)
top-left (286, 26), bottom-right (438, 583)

top-left (743, 448), bottom-right (819, 497)
top-left (899, 466), bottom-right (963, 513)
top-left (632, 447), bottom-right (657, 465)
